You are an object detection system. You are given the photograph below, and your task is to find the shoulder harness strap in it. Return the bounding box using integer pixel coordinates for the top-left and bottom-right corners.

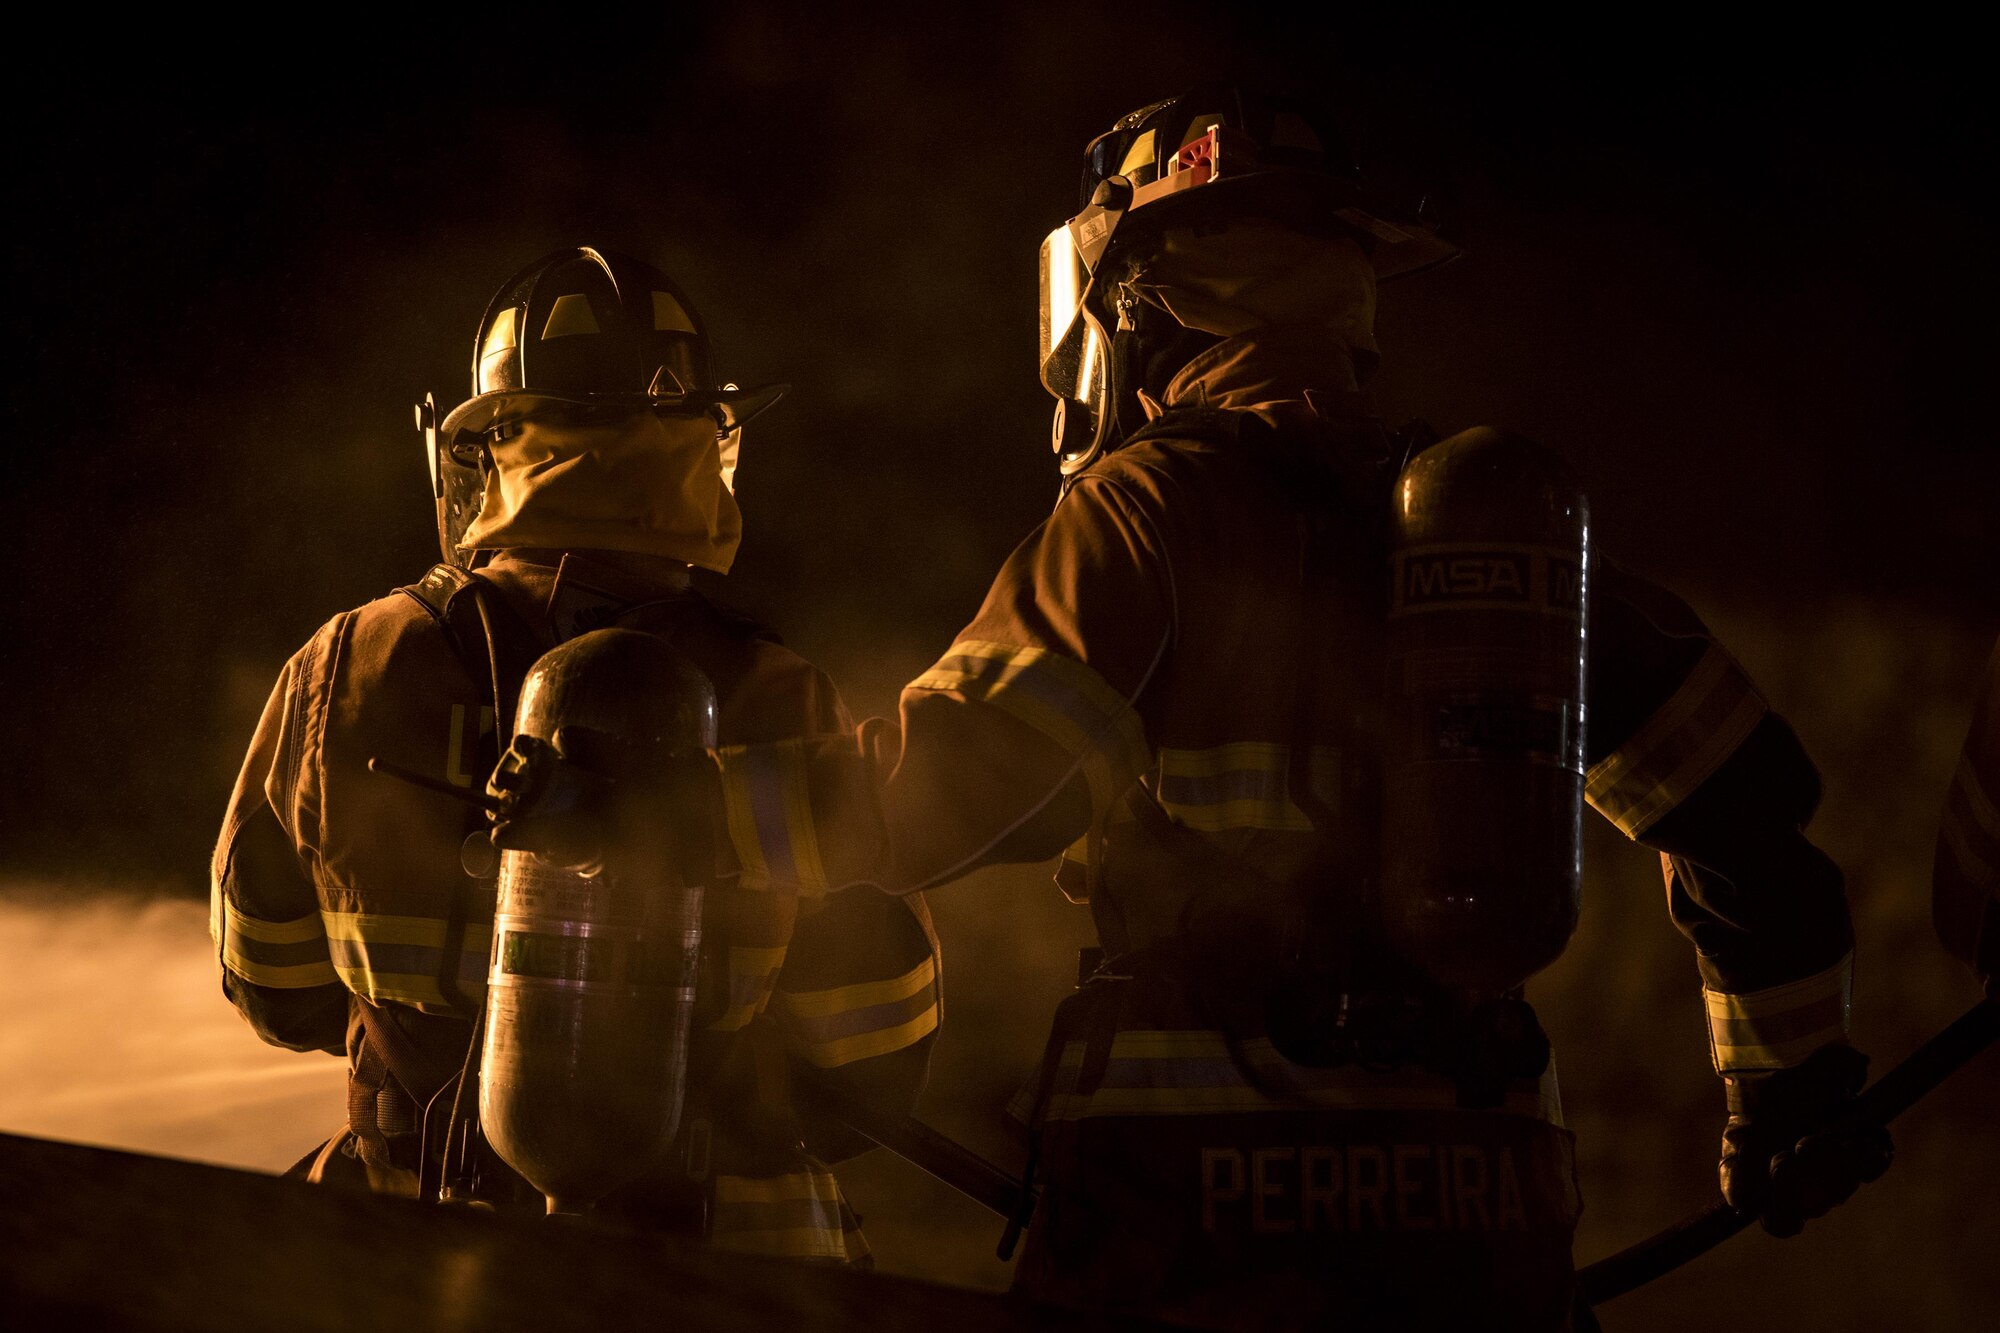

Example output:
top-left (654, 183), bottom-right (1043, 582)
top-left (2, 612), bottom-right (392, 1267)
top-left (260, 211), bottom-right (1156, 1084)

top-left (396, 563), bottom-right (548, 744)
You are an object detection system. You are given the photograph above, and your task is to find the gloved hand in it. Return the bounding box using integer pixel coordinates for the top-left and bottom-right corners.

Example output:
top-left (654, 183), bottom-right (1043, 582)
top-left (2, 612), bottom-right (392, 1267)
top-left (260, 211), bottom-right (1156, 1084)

top-left (486, 732), bottom-right (617, 869)
top-left (487, 729), bottom-right (718, 879)
top-left (1719, 1042), bottom-right (1894, 1237)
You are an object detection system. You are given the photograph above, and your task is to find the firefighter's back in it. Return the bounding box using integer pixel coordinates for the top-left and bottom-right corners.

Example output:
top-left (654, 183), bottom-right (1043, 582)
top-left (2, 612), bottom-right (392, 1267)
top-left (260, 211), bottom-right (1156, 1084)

top-left (1014, 416), bottom-right (1583, 1330)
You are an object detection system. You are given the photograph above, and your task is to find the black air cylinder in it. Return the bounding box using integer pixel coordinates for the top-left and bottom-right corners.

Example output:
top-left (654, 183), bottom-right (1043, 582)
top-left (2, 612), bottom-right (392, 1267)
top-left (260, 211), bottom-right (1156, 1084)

top-left (479, 629), bottom-right (716, 1216)
top-left (1380, 428), bottom-right (1589, 996)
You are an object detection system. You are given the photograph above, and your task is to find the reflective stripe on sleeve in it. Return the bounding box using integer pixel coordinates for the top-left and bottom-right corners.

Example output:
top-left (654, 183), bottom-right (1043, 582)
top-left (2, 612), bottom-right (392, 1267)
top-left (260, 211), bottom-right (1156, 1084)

top-left (1155, 743), bottom-right (1339, 833)
top-left (322, 910), bottom-right (492, 1009)
top-left (1037, 1030), bottom-right (1564, 1128)
top-left (715, 740), bottom-right (831, 895)
top-left (221, 901), bottom-right (337, 989)
top-left (1704, 952), bottom-right (1853, 1074)
top-left (774, 956), bottom-right (940, 1068)
top-left (1940, 756), bottom-right (2000, 892)
top-left (710, 944), bottom-right (788, 1032)
top-left (1586, 645), bottom-right (1767, 838)
top-left (709, 1169), bottom-right (868, 1263)
top-left (908, 639), bottom-right (1149, 815)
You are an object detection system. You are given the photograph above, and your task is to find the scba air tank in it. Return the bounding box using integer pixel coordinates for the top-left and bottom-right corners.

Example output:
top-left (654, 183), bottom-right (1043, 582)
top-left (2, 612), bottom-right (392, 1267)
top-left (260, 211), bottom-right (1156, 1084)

top-left (1380, 428), bottom-right (1589, 997)
top-left (480, 629), bottom-right (716, 1216)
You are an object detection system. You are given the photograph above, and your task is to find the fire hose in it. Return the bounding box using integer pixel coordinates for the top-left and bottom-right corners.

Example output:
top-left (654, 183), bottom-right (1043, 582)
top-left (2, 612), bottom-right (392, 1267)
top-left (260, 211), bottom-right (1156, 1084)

top-left (1577, 995), bottom-right (2000, 1305)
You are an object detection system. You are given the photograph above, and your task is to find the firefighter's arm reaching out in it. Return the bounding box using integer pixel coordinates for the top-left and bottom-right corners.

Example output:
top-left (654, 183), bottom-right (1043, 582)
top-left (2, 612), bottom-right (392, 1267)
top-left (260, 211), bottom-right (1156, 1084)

top-left (1582, 562), bottom-right (1888, 1232)
top-left (696, 469), bottom-right (1172, 901)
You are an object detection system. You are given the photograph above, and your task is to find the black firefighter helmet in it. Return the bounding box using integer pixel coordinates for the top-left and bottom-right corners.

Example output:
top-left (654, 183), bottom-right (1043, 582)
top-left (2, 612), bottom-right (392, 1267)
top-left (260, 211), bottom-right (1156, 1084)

top-left (1038, 84), bottom-right (1460, 481)
top-left (415, 246), bottom-right (787, 566)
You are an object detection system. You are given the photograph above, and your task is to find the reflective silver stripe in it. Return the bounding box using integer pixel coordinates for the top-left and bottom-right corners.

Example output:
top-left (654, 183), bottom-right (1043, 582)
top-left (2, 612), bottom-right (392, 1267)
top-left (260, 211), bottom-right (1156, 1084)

top-left (221, 901), bottom-right (336, 989)
top-left (774, 957), bottom-right (940, 1067)
top-left (322, 910), bottom-right (491, 1009)
top-left (715, 741), bottom-right (829, 894)
top-left (909, 639), bottom-right (1149, 815)
top-left (1155, 743), bottom-right (1340, 833)
top-left (1586, 645), bottom-right (1766, 838)
top-left (1704, 953), bottom-right (1853, 1074)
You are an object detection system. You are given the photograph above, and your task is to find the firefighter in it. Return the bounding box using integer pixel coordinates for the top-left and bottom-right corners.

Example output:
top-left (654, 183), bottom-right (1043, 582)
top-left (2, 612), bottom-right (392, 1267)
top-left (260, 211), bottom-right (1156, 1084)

top-left (210, 246), bottom-right (939, 1262)
top-left (498, 92), bottom-right (1889, 1326)
top-left (1934, 635), bottom-right (2000, 991)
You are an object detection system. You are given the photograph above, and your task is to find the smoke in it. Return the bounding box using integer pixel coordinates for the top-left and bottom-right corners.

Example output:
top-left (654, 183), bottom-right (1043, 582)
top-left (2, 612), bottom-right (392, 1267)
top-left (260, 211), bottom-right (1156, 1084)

top-left (0, 889), bottom-right (345, 1173)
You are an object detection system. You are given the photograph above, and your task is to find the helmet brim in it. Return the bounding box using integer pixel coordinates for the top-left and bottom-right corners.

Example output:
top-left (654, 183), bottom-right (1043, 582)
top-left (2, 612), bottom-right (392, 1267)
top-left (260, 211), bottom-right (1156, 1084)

top-left (439, 381), bottom-right (790, 439)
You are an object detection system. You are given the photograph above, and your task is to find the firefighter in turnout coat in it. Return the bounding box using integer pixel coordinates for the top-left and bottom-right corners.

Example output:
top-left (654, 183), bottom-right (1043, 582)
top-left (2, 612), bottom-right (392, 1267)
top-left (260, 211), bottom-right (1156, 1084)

top-left (211, 247), bottom-right (938, 1262)
top-left (499, 93), bottom-right (1891, 1327)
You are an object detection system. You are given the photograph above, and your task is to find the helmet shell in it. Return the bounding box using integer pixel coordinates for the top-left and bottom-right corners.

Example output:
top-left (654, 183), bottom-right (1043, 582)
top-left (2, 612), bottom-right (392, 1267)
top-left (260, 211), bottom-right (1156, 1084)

top-left (1038, 85), bottom-right (1460, 484)
top-left (1074, 84), bottom-right (1458, 281)
top-left (438, 246), bottom-right (782, 438)
top-left (420, 246), bottom-right (786, 566)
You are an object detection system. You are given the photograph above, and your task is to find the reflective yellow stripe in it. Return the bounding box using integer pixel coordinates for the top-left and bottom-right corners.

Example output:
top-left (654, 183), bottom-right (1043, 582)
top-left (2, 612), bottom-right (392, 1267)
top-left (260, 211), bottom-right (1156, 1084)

top-left (320, 911), bottom-right (492, 1009)
top-left (322, 912), bottom-right (447, 947)
top-left (1038, 1031), bottom-right (1563, 1127)
top-left (715, 741), bottom-right (830, 895)
top-left (779, 956), bottom-right (935, 1020)
top-left (226, 905), bottom-right (324, 945)
top-left (1587, 646), bottom-right (1766, 838)
top-left (332, 967), bottom-right (446, 1008)
top-left (909, 639), bottom-right (1148, 815)
top-left (1155, 743), bottom-right (1339, 833)
top-left (222, 952), bottom-right (339, 989)
top-left (794, 1005), bottom-right (940, 1069)
top-left (718, 748), bottom-right (768, 884)
top-left (1705, 953), bottom-right (1853, 1074)
top-left (776, 957), bottom-right (940, 1066)
top-left (709, 1170), bottom-right (864, 1264)
top-left (711, 944), bottom-right (788, 1032)
top-left (221, 902), bottom-right (337, 989)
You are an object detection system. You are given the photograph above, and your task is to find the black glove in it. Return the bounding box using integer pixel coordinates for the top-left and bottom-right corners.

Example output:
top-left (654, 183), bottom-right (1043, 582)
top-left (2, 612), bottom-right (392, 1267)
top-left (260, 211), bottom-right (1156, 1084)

top-left (486, 732), bottom-right (618, 870)
top-left (486, 729), bottom-right (719, 880)
top-left (1719, 1042), bottom-right (1894, 1237)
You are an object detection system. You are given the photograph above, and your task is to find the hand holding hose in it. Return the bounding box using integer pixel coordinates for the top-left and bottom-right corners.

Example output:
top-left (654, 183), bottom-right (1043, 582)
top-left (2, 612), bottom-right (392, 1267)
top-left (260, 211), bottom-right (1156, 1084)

top-left (1718, 1043), bottom-right (1894, 1238)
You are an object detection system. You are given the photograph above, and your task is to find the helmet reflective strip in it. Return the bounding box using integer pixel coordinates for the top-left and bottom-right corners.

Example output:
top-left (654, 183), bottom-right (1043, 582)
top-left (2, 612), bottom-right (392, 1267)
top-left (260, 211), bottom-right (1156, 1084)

top-left (1116, 129), bottom-right (1156, 179)
top-left (481, 305), bottom-right (520, 358)
top-left (652, 291), bottom-right (698, 333)
top-left (541, 293), bottom-right (601, 339)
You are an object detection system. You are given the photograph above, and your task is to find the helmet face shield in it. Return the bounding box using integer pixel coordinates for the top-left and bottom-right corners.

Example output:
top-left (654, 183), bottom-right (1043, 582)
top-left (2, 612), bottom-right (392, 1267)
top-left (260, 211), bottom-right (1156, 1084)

top-left (1039, 222), bottom-right (1113, 474)
top-left (1038, 222), bottom-right (1103, 404)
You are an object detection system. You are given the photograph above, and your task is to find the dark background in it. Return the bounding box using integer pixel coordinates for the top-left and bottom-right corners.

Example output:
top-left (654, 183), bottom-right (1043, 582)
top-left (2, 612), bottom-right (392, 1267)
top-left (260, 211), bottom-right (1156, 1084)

top-left (3, 6), bottom-right (1994, 1327)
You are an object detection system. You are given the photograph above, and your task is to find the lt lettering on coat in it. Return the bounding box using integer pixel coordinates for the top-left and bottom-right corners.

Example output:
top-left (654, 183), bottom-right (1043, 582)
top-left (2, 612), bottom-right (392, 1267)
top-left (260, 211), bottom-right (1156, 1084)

top-left (446, 704), bottom-right (496, 788)
top-left (1200, 1144), bottom-right (1529, 1233)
